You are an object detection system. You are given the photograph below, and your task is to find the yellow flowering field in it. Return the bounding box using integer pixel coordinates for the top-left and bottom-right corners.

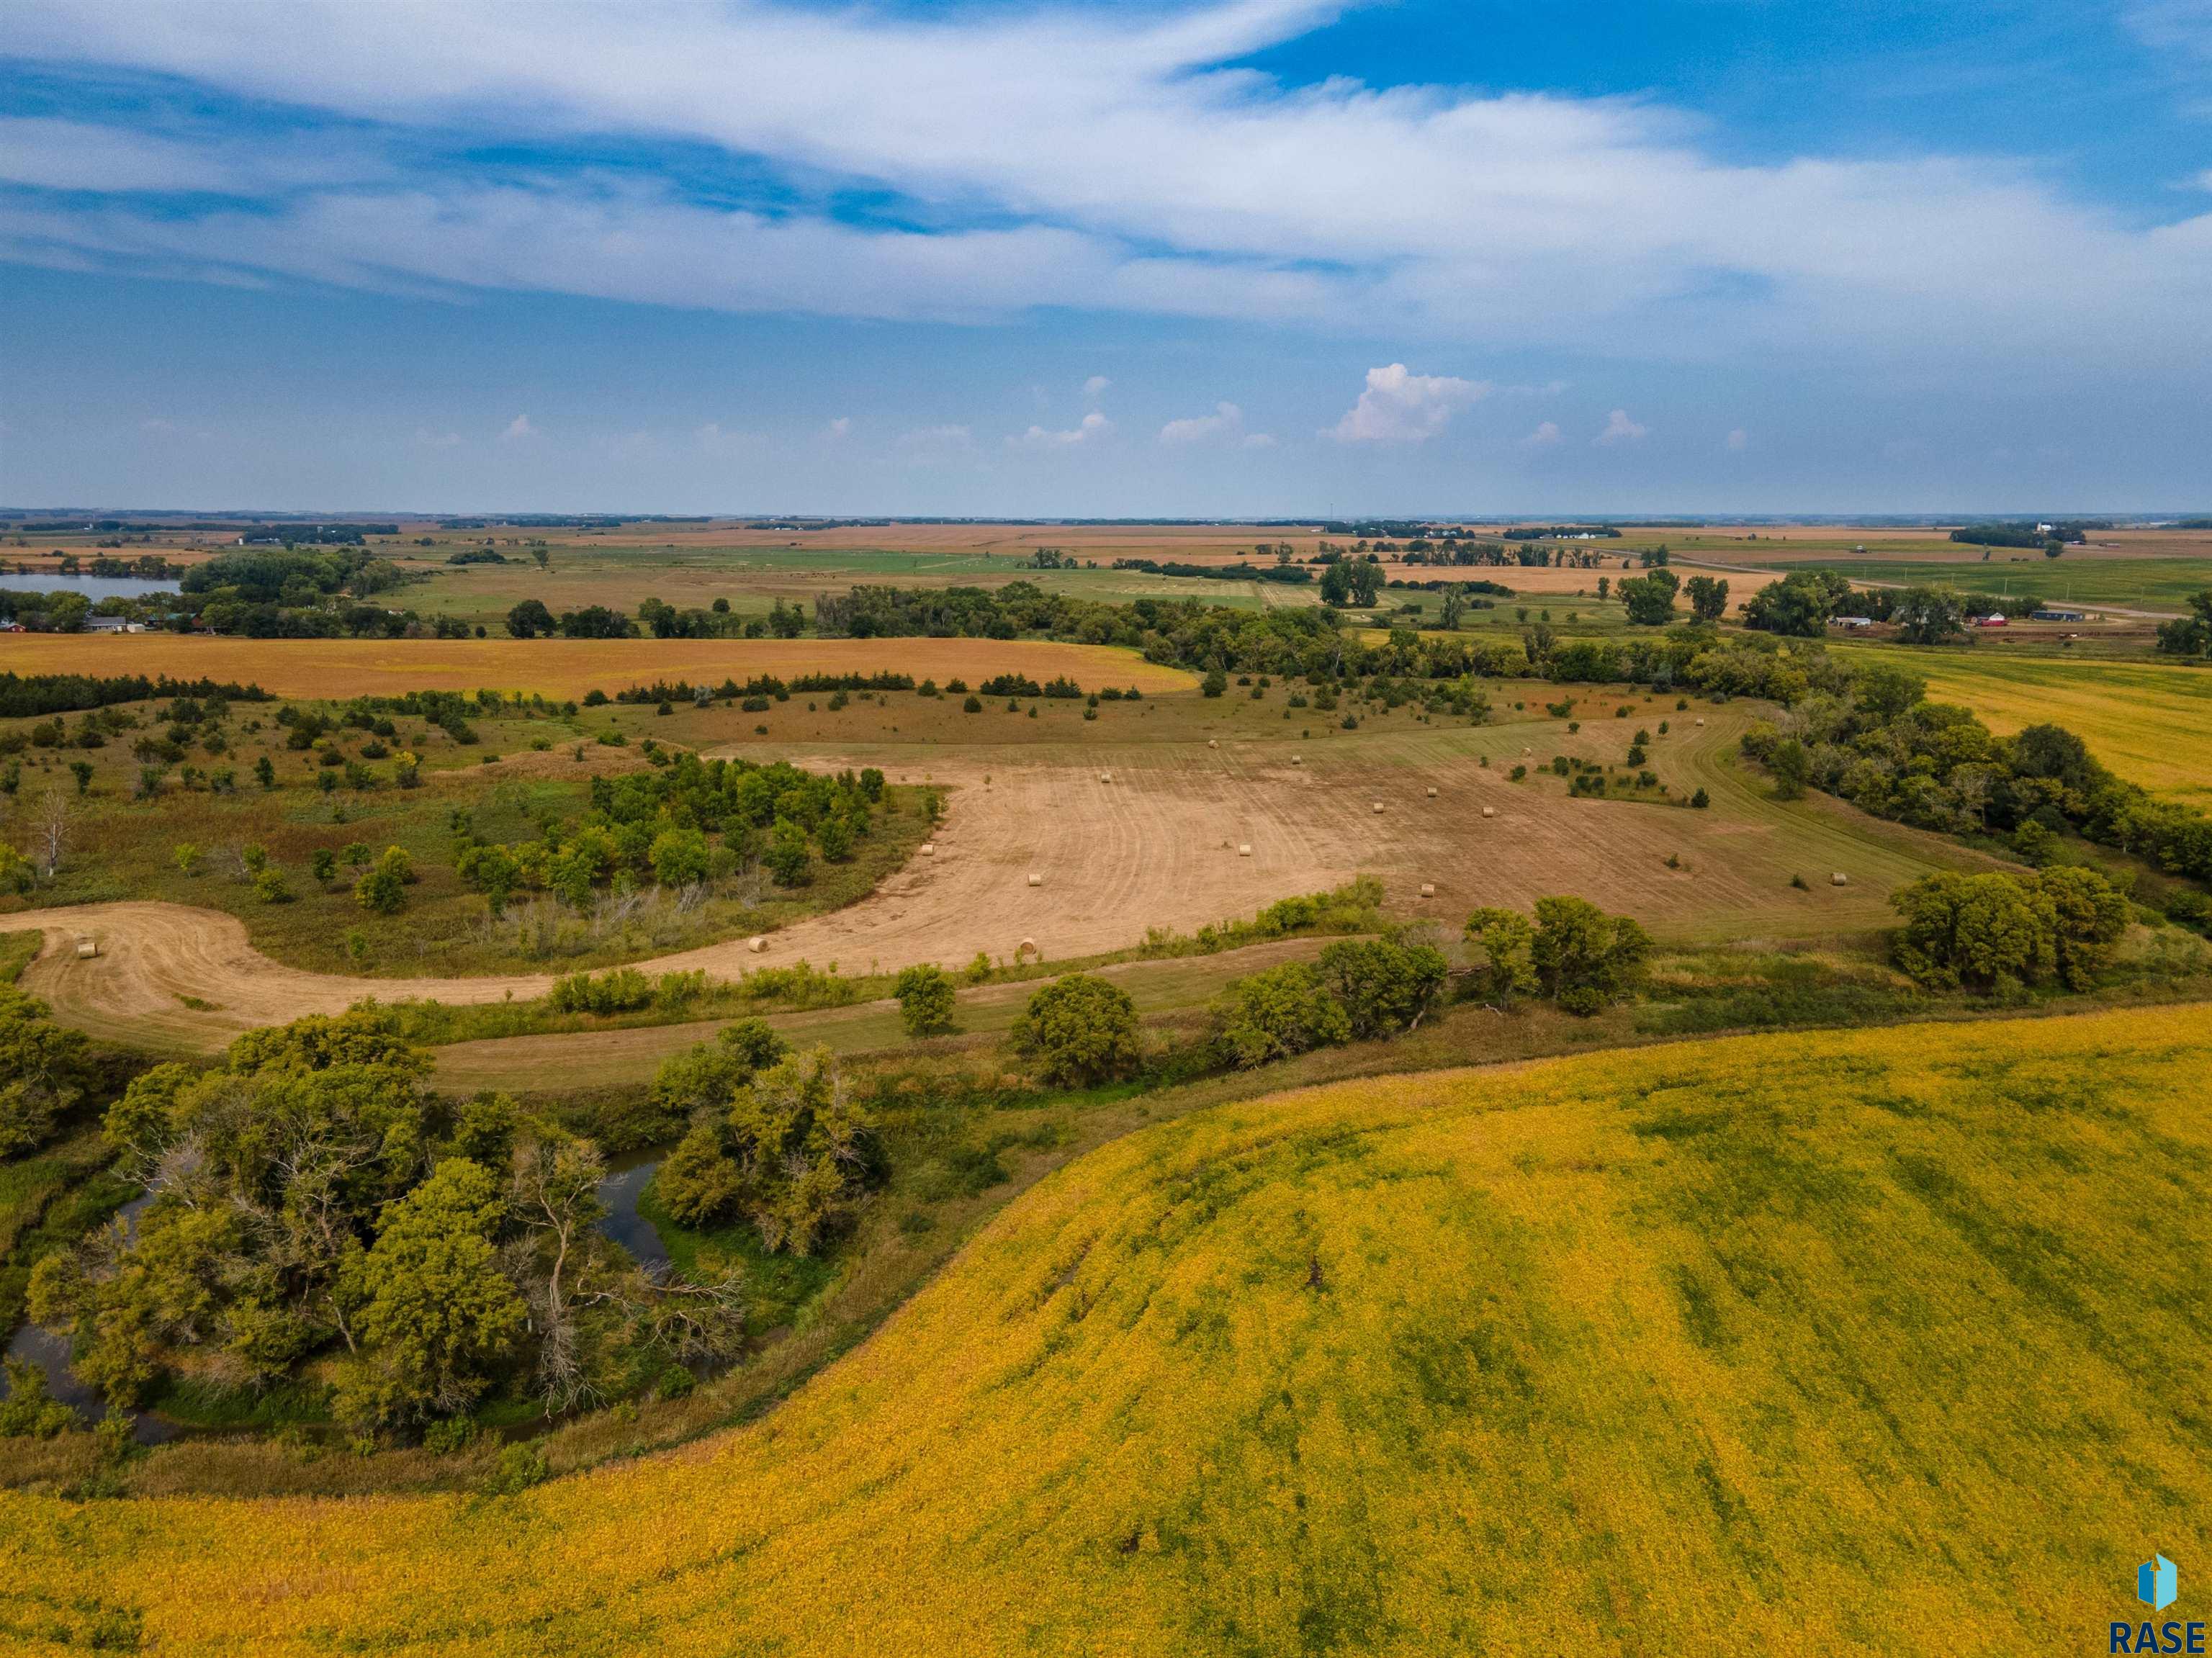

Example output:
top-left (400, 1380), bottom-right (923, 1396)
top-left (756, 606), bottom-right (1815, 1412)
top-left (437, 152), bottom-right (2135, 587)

top-left (3, 1004), bottom-right (2208, 1654)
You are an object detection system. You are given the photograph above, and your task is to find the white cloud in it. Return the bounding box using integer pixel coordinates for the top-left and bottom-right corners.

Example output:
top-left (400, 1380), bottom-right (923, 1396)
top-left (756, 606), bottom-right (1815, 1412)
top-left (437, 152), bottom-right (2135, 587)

top-left (1241, 431), bottom-right (1277, 449)
top-left (500, 413), bottom-right (537, 441)
top-left (1082, 375), bottom-right (1112, 400)
top-left (2, 1), bottom-right (2208, 372)
top-left (1012, 410), bottom-right (1111, 449)
top-left (1594, 408), bottom-right (1647, 446)
top-left (1159, 400), bottom-right (1248, 444)
top-left (1329, 364), bottom-right (1486, 444)
top-left (824, 416), bottom-right (851, 439)
top-left (1725, 427), bottom-right (1749, 451)
top-left (1522, 420), bottom-right (1562, 447)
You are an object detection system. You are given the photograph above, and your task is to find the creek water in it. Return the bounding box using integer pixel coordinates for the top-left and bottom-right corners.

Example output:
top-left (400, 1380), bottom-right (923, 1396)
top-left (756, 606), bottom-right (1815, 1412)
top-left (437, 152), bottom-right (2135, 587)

top-left (1, 1190), bottom-right (179, 1444)
top-left (1, 1159), bottom-right (671, 1445)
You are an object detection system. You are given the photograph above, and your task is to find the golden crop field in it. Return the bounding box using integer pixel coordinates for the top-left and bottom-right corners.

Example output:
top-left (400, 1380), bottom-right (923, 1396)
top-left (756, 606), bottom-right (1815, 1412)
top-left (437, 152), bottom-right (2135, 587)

top-left (4, 1003), bottom-right (2205, 1655)
top-left (1841, 645), bottom-right (2212, 804)
top-left (0, 634), bottom-right (1195, 700)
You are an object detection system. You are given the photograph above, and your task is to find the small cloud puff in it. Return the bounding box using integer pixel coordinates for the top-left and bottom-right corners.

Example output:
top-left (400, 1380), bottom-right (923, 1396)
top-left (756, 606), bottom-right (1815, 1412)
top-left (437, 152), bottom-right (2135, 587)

top-left (824, 416), bottom-right (852, 439)
top-left (1159, 400), bottom-right (1270, 447)
top-left (1012, 410), bottom-right (1111, 449)
top-left (1329, 364), bottom-right (1486, 443)
top-left (1522, 420), bottom-right (1562, 447)
top-left (1725, 428), bottom-right (1748, 451)
top-left (500, 413), bottom-right (538, 441)
top-left (1083, 375), bottom-right (1112, 399)
top-left (1594, 408), bottom-right (1647, 446)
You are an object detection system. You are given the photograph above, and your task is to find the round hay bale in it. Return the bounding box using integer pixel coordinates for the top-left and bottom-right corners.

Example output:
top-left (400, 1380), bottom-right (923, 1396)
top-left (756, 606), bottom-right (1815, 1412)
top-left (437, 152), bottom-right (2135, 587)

top-left (76, 936), bottom-right (99, 959)
top-left (1831, 872), bottom-right (1850, 887)
top-left (1016, 937), bottom-right (1038, 960)
top-left (747, 936), bottom-right (768, 954)
top-left (1425, 786), bottom-right (1438, 798)
top-left (1099, 772), bottom-right (1112, 784)
top-left (1372, 801), bottom-right (1385, 814)
top-left (1419, 883), bottom-right (1436, 898)
top-left (1028, 873), bottom-right (1043, 888)
top-left (1291, 754), bottom-right (1302, 765)
top-left (1238, 843), bottom-right (1252, 857)
top-left (1481, 806), bottom-right (1496, 819)
top-left (1208, 738), bottom-right (1218, 749)
top-left (1695, 717), bottom-right (1706, 727)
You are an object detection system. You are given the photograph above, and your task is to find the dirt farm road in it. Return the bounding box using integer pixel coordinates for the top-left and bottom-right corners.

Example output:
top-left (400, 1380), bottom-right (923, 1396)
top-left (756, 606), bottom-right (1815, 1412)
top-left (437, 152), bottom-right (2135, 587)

top-left (7, 716), bottom-right (1983, 1051)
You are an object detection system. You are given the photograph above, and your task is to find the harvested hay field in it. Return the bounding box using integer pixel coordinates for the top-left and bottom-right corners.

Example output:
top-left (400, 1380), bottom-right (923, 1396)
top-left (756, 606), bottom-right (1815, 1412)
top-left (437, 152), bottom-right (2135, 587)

top-left (0, 635), bottom-right (1194, 700)
top-left (8, 712), bottom-right (1989, 1051)
top-left (4, 1004), bottom-right (2204, 1655)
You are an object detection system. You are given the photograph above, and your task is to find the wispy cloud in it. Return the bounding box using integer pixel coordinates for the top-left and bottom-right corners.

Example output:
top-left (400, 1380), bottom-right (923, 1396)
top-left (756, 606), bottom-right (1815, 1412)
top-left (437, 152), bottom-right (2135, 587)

top-left (1082, 375), bottom-right (1112, 400)
top-left (1522, 420), bottom-right (1562, 447)
top-left (2, 0), bottom-right (2204, 369)
top-left (1330, 364), bottom-right (1486, 443)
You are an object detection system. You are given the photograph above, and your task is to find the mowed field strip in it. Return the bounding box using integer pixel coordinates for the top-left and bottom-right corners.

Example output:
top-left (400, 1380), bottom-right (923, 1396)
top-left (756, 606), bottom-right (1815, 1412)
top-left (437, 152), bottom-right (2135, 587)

top-left (4, 1005), bottom-right (2203, 1656)
top-left (6, 712), bottom-right (1991, 1051)
top-left (1839, 646), bottom-right (2212, 805)
top-left (0, 634), bottom-right (1196, 700)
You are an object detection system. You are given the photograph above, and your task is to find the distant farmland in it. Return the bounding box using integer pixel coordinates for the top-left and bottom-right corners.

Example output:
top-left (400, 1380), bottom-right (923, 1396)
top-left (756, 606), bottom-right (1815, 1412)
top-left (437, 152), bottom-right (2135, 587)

top-left (0, 634), bottom-right (1197, 700)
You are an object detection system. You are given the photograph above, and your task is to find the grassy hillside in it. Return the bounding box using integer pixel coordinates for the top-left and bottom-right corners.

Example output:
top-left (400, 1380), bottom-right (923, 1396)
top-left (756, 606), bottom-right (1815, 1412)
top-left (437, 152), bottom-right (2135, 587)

top-left (3, 1004), bottom-right (2207, 1654)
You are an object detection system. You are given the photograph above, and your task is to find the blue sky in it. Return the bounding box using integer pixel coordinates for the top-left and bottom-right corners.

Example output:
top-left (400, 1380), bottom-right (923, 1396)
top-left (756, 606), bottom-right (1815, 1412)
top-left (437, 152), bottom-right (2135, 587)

top-left (2, 0), bottom-right (2208, 517)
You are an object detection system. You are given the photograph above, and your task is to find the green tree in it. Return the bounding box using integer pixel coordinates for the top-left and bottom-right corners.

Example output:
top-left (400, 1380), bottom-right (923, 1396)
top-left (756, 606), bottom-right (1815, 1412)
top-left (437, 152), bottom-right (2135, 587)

top-left (1743, 569), bottom-right (1853, 637)
top-left (1892, 585), bottom-right (1969, 645)
top-left (1889, 871), bottom-right (2057, 991)
top-left (653, 1048), bottom-right (873, 1256)
top-left (1617, 569), bottom-right (1680, 626)
top-left (1316, 937), bottom-right (1448, 1037)
top-left (505, 599), bottom-right (556, 638)
top-left (253, 754), bottom-right (276, 789)
top-left (1530, 896), bottom-right (1652, 1014)
top-left (1210, 962), bottom-right (1351, 1068)
top-left (1462, 908), bottom-right (1538, 1006)
top-left (0, 843), bottom-right (32, 896)
top-left (1683, 575), bottom-right (1729, 622)
top-left (894, 963), bottom-right (958, 1038)
top-left (0, 987), bottom-right (90, 1158)
top-left (1766, 736), bottom-right (1809, 801)
top-left (649, 826), bottom-right (711, 887)
top-left (354, 846), bottom-right (412, 914)
top-left (1200, 668), bottom-right (1228, 698)
top-left (763, 818), bottom-right (811, 886)
top-left (2154, 590), bottom-right (2212, 658)
top-left (347, 1158), bottom-right (526, 1423)
top-left (1012, 974), bottom-right (1142, 1086)
top-left (2035, 865), bottom-right (2130, 990)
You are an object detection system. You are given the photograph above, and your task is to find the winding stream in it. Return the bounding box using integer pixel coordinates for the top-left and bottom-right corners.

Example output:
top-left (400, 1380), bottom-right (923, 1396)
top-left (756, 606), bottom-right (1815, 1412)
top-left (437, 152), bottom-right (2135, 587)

top-left (0, 1161), bottom-right (670, 1443)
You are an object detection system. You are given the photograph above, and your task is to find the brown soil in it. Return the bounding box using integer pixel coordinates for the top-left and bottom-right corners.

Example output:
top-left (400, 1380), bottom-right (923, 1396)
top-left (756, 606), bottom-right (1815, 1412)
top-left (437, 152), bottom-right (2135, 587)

top-left (11, 712), bottom-right (1991, 1053)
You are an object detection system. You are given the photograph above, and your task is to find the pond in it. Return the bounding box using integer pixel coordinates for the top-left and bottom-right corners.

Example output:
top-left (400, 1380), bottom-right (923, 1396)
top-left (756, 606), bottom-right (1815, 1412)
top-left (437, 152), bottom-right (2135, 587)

top-left (0, 1161), bottom-right (673, 1445)
top-left (0, 572), bottom-right (181, 600)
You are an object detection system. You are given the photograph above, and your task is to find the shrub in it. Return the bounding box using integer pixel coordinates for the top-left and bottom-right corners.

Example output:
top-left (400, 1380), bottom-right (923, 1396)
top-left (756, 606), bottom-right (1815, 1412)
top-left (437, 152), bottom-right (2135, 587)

top-left (548, 968), bottom-right (655, 1015)
top-left (354, 847), bottom-right (412, 914)
top-left (1011, 975), bottom-right (1141, 1086)
top-left (1211, 962), bottom-right (1352, 1068)
top-left (894, 964), bottom-right (958, 1039)
top-left (1316, 937), bottom-right (1448, 1038)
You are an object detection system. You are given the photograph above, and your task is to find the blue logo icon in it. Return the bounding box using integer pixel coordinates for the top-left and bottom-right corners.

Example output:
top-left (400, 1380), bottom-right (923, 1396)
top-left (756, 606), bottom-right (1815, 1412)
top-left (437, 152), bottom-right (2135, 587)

top-left (2140, 1554), bottom-right (2178, 1613)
